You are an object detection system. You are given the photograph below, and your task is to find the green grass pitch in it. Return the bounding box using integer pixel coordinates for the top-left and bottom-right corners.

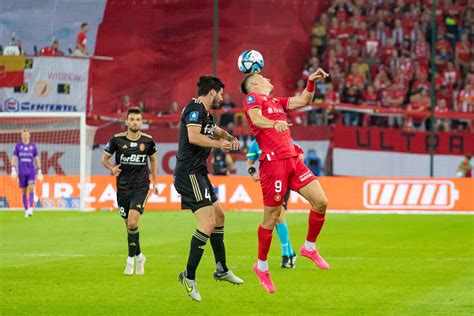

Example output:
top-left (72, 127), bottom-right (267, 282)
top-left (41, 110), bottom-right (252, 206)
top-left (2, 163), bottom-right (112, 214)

top-left (1, 211), bottom-right (473, 315)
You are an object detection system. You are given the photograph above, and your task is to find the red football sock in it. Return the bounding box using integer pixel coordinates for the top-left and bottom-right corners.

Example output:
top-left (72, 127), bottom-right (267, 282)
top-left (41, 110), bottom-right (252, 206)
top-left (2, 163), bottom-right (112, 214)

top-left (306, 210), bottom-right (325, 243)
top-left (258, 225), bottom-right (273, 261)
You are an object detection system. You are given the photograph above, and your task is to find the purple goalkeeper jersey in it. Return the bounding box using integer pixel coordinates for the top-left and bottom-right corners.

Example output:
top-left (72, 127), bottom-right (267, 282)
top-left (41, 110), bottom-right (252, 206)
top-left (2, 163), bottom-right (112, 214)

top-left (13, 142), bottom-right (38, 175)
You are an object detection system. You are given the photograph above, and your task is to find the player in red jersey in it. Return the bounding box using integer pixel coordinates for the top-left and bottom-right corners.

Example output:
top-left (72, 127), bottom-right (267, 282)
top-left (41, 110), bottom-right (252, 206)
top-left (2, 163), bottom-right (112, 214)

top-left (241, 69), bottom-right (329, 293)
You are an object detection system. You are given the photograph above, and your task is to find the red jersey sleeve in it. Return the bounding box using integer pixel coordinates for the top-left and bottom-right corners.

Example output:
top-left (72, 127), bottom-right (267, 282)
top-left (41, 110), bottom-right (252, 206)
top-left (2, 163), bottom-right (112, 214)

top-left (275, 97), bottom-right (290, 112)
top-left (243, 94), bottom-right (263, 113)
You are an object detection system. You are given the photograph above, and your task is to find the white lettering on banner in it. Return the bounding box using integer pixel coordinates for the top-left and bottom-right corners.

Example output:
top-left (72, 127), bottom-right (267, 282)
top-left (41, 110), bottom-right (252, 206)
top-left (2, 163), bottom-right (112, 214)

top-left (54, 183), bottom-right (73, 198)
top-left (48, 72), bottom-right (84, 82)
top-left (41, 183), bottom-right (50, 198)
top-left (170, 185), bottom-right (181, 203)
top-left (229, 185), bottom-right (251, 203)
top-left (83, 183), bottom-right (96, 203)
top-left (217, 184), bottom-right (226, 202)
top-left (147, 183), bottom-right (166, 203)
top-left (99, 184), bottom-right (117, 204)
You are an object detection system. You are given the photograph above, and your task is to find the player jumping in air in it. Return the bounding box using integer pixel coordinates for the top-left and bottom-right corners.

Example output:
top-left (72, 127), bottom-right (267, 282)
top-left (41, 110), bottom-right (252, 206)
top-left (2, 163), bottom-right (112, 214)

top-left (174, 75), bottom-right (244, 302)
top-left (11, 129), bottom-right (43, 218)
top-left (241, 69), bottom-right (330, 293)
top-left (101, 108), bottom-right (159, 276)
top-left (247, 139), bottom-right (301, 268)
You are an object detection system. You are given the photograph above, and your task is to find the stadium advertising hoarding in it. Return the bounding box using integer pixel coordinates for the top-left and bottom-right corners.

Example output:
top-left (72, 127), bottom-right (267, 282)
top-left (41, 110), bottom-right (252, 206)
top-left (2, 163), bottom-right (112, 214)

top-left (0, 176), bottom-right (472, 212)
top-left (0, 57), bottom-right (89, 112)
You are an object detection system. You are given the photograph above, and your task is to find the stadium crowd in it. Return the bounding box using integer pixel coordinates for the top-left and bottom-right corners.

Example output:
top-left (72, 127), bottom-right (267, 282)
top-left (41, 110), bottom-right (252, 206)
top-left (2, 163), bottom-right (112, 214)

top-left (294, 0), bottom-right (474, 132)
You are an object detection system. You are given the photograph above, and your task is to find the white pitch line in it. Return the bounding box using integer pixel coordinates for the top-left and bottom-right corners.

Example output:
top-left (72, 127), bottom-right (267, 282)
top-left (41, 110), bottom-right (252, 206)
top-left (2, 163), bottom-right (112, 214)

top-left (0, 253), bottom-right (473, 261)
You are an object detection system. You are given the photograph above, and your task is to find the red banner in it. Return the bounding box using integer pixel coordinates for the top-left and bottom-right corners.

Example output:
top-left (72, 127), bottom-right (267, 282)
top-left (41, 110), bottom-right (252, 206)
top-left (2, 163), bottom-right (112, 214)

top-left (334, 126), bottom-right (474, 155)
top-left (90, 1), bottom-right (329, 114)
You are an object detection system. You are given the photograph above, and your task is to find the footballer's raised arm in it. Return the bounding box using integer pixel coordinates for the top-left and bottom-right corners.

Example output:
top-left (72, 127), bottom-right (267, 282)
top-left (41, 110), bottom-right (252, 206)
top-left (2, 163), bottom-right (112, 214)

top-left (287, 68), bottom-right (329, 111)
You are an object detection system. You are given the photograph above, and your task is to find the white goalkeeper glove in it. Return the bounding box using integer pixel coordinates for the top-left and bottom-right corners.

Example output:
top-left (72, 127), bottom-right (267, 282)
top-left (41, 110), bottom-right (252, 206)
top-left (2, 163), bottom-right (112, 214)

top-left (11, 167), bottom-right (17, 178)
top-left (37, 169), bottom-right (44, 181)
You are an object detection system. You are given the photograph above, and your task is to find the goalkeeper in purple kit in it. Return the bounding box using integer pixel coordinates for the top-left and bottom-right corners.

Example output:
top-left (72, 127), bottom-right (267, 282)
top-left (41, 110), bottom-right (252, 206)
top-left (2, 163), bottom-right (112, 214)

top-left (11, 129), bottom-right (43, 217)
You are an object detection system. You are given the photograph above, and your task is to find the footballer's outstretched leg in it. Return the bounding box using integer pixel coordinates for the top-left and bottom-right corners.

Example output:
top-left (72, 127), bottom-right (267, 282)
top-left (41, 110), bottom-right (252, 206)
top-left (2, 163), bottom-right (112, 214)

top-left (253, 205), bottom-right (281, 293)
top-left (211, 201), bottom-right (244, 284)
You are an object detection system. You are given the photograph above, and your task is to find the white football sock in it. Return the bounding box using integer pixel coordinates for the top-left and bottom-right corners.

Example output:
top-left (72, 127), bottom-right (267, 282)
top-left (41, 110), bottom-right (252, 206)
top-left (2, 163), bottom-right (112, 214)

top-left (257, 259), bottom-right (268, 272)
top-left (127, 256), bottom-right (134, 265)
top-left (304, 241), bottom-right (316, 251)
top-left (137, 253), bottom-right (144, 261)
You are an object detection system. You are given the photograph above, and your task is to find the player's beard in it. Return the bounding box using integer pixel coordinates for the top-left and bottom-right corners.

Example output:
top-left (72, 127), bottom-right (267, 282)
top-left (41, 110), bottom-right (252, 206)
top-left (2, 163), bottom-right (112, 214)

top-left (211, 95), bottom-right (222, 110)
top-left (128, 125), bottom-right (140, 133)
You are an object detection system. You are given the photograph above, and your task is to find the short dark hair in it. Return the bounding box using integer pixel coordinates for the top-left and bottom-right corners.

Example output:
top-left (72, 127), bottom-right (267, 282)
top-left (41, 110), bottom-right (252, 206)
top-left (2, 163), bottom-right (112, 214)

top-left (127, 107), bottom-right (142, 117)
top-left (240, 74), bottom-right (255, 95)
top-left (81, 22), bottom-right (88, 28)
top-left (197, 75), bottom-right (225, 96)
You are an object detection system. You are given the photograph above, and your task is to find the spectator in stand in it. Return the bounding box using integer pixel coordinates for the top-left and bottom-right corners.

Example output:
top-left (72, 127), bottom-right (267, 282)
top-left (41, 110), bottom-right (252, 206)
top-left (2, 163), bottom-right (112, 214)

top-left (346, 63), bottom-right (365, 90)
top-left (381, 83), bottom-right (406, 128)
top-left (342, 85), bottom-right (363, 126)
top-left (323, 82), bottom-right (339, 125)
top-left (434, 99), bottom-right (450, 132)
top-left (137, 101), bottom-right (146, 113)
top-left (211, 149), bottom-right (234, 176)
top-left (373, 68), bottom-right (391, 92)
top-left (117, 95), bottom-right (133, 114)
top-left (39, 40), bottom-right (64, 56)
top-left (407, 89), bottom-right (430, 131)
top-left (392, 19), bottom-right (405, 46)
top-left (304, 149), bottom-right (323, 176)
top-left (365, 30), bottom-right (380, 56)
top-left (456, 154), bottom-right (472, 178)
top-left (293, 79), bottom-right (305, 96)
top-left (375, 21), bottom-right (388, 47)
top-left (456, 82), bottom-right (474, 113)
top-left (218, 93), bottom-right (236, 129)
top-left (455, 33), bottom-right (471, 74)
top-left (443, 61), bottom-right (461, 89)
top-left (72, 22), bottom-right (88, 56)
top-left (312, 15), bottom-right (328, 56)
top-left (164, 100), bottom-right (180, 128)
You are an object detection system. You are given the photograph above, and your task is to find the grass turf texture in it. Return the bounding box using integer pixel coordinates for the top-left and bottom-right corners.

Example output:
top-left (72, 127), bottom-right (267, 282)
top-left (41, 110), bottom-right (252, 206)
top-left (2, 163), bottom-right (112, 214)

top-left (0, 211), bottom-right (473, 315)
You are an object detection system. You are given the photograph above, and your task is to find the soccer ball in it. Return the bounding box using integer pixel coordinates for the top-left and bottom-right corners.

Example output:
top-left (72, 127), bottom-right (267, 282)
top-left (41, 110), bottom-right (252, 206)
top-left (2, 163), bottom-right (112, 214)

top-left (237, 50), bottom-right (264, 74)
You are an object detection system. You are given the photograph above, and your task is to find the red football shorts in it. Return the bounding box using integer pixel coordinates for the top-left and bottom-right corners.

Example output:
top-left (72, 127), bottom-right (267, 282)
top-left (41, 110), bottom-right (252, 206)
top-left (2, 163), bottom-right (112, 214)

top-left (259, 156), bottom-right (317, 207)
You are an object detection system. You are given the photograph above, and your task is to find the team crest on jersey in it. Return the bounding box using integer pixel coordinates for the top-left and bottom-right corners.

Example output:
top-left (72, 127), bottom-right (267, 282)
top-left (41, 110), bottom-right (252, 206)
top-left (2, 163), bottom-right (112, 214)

top-left (139, 143), bottom-right (145, 152)
top-left (274, 194), bottom-right (281, 202)
top-left (247, 95), bottom-right (255, 104)
top-left (189, 111), bottom-right (199, 123)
